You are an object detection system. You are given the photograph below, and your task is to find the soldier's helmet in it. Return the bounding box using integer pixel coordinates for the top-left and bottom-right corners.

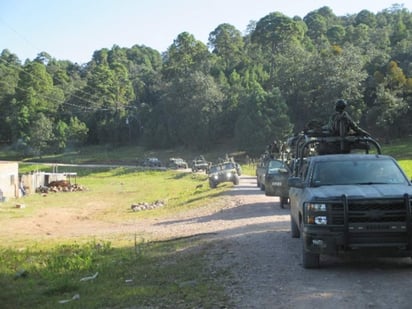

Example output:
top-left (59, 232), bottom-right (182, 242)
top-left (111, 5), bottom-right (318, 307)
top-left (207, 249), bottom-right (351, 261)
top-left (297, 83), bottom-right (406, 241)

top-left (335, 99), bottom-right (347, 112)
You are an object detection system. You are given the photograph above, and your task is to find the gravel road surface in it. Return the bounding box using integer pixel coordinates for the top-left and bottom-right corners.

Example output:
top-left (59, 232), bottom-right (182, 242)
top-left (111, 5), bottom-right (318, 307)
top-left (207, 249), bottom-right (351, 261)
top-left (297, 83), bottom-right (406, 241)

top-left (202, 176), bottom-right (412, 309)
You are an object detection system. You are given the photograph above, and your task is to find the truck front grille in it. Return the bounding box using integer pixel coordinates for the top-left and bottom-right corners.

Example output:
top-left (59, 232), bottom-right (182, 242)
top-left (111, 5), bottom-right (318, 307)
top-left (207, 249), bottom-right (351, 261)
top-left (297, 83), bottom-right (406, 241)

top-left (329, 200), bottom-right (408, 225)
top-left (327, 198), bottom-right (412, 246)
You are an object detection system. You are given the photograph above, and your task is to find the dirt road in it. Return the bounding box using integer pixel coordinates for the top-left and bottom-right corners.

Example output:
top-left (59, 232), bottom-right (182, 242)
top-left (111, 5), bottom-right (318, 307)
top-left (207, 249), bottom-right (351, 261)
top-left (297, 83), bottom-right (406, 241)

top-left (201, 176), bottom-right (412, 309)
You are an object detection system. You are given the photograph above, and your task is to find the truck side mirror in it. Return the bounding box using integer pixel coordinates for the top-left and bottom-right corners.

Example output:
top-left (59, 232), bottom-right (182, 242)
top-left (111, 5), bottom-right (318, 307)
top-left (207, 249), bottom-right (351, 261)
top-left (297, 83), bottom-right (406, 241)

top-left (288, 177), bottom-right (303, 188)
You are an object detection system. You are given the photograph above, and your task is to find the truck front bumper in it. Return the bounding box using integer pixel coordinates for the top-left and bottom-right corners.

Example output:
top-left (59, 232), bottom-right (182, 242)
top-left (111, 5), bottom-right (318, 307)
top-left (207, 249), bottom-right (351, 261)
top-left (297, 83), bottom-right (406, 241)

top-left (303, 225), bottom-right (412, 258)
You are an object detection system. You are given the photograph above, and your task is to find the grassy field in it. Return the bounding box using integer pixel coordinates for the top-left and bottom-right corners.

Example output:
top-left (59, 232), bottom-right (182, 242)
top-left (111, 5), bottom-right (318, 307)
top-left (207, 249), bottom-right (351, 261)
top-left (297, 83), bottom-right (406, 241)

top-left (0, 138), bottom-right (411, 308)
top-left (0, 166), bottom-right (233, 308)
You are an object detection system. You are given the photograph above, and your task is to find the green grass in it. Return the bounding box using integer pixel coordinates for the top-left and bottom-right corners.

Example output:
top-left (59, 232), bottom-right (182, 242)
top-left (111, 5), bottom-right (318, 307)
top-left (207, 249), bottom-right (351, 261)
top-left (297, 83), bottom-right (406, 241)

top-left (0, 238), bottom-right (230, 308)
top-left (241, 162), bottom-right (257, 176)
top-left (0, 166), bottom-right (233, 308)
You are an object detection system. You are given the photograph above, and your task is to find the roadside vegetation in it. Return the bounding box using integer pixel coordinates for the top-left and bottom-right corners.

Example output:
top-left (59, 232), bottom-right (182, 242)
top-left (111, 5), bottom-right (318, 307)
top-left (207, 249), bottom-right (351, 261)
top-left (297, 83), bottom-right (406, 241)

top-left (0, 234), bottom-right (230, 308)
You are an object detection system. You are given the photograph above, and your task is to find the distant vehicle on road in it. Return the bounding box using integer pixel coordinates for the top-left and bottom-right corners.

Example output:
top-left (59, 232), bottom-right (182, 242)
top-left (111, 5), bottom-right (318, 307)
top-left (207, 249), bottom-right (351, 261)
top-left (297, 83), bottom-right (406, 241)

top-left (264, 159), bottom-right (291, 208)
top-left (168, 158), bottom-right (189, 169)
top-left (191, 156), bottom-right (209, 172)
top-left (255, 157), bottom-right (269, 190)
top-left (208, 161), bottom-right (240, 188)
top-left (141, 157), bottom-right (162, 168)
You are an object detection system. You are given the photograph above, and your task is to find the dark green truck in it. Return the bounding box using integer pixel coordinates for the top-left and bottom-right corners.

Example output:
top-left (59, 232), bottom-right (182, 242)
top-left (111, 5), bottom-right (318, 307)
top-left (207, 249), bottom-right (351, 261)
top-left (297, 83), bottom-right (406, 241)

top-left (288, 134), bottom-right (412, 268)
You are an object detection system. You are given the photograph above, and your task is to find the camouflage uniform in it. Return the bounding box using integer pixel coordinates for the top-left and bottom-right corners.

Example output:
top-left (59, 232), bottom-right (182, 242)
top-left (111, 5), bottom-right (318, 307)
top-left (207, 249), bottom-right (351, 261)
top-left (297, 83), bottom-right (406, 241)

top-left (326, 100), bottom-right (369, 137)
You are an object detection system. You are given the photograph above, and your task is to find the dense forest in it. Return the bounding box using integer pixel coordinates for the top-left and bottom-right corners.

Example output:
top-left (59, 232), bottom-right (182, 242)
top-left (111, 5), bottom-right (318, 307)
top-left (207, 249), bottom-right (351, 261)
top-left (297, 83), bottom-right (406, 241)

top-left (1, 5), bottom-right (411, 155)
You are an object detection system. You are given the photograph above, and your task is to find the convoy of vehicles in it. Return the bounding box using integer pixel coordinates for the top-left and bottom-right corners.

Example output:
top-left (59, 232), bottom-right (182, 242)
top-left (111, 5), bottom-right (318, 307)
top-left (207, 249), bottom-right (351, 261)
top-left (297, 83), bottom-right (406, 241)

top-left (139, 133), bottom-right (411, 268)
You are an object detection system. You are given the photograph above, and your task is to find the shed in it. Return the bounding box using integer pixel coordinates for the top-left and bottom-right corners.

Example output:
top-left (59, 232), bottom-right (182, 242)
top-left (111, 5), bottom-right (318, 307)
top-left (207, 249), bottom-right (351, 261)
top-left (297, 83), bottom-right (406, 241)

top-left (0, 161), bottom-right (19, 201)
top-left (21, 171), bottom-right (77, 195)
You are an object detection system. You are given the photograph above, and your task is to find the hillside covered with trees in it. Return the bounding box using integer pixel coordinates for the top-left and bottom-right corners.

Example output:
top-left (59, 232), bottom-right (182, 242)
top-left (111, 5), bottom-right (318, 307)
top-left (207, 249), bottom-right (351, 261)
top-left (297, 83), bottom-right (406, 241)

top-left (1, 5), bottom-right (411, 156)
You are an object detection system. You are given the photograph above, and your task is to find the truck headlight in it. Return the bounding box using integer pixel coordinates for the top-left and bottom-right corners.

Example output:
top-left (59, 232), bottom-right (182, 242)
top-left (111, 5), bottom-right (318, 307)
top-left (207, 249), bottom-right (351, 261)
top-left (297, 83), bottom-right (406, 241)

top-left (307, 203), bottom-right (327, 211)
top-left (226, 172), bottom-right (232, 178)
top-left (305, 203), bottom-right (328, 225)
top-left (314, 216), bottom-right (327, 225)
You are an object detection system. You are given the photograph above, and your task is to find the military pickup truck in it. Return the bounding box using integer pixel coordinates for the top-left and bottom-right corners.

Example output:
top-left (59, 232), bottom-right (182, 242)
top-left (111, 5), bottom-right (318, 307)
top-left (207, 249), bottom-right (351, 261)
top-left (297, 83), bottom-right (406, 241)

top-left (191, 156), bottom-right (210, 172)
top-left (208, 161), bottom-right (240, 188)
top-left (264, 159), bottom-right (291, 208)
top-left (256, 157), bottom-right (270, 191)
top-left (288, 133), bottom-right (412, 268)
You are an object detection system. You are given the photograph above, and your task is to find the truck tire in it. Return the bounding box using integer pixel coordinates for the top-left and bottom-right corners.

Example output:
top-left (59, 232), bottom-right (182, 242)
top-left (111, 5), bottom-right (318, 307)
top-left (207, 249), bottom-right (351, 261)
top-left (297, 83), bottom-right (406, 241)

top-left (280, 197), bottom-right (288, 209)
top-left (233, 176), bottom-right (240, 185)
top-left (301, 235), bottom-right (320, 268)
top-left (290, 214), bottom-right (300, 238)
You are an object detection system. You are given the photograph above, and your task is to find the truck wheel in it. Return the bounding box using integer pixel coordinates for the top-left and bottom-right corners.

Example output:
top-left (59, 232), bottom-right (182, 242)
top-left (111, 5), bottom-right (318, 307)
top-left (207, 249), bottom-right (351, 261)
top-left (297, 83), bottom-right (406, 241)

top-left (290, 214), bottom-right (300, 238)
top-left (209, 181), bottom-right (216, 188)
top-left (302, 238), bottom-right (320, 268)
top-left (233, 176), bottom-right (240, 185)
top-left (280, 197), bottom-right (288, 209)
top-left (256, 178), bottom-right (260, 188)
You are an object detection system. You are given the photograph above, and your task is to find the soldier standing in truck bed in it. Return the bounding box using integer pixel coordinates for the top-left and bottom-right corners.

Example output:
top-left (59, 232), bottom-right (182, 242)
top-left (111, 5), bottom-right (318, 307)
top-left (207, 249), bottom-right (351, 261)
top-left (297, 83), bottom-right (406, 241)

top-left (325, 99), bottom-right (370, 137)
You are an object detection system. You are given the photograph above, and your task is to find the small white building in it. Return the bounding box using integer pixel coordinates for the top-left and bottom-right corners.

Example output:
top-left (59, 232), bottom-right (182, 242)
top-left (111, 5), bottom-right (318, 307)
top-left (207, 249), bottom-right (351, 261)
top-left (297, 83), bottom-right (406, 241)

top-left (0, 161), bottom-right (19, 201)
top-left (0, 162), bottom-right (78, 200)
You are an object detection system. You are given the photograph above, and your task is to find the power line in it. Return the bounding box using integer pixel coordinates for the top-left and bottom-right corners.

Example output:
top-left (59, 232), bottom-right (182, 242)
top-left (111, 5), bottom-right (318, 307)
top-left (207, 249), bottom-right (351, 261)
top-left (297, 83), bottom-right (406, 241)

top-left (0, 57), bottom-right (135, 113)
top-left (0, 16), bottom-right (42, 61)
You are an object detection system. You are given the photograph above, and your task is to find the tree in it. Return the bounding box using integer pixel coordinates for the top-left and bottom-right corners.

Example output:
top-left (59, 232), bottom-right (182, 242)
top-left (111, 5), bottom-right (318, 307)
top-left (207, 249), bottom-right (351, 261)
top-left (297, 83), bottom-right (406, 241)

top-left (156, 71), bottom-right (224, 149)
top-left (0, 49), bottom-right (20, 143)
top-left (287, 44), bottom-right (368, 130)
top-left (366, 61), bottom-right (409, 138)
top-left (78, 49), bottom-right (135, 144)
top-left (252, 12), bottom-right (305, 89)
top-left (162, 32), bottom-right (211, 78)
top-left (235, 85), bottom-right (292, 153)
top-left (326, 25), bottom-right (346, 45)
top-left (208, 23), bottom-right (245, 74)
top-left (355, 10), bottom-right (377, 27)
top-left (10, 61), bottom-right (63, 144)
top-left (67, 116), bottom-right (89, 147)
top-left (27, 113), bottom-right (54, 157)
top-left (53, 116), bottom-right (88, 151)
top-left (303, 11), bottom-right (328, 45)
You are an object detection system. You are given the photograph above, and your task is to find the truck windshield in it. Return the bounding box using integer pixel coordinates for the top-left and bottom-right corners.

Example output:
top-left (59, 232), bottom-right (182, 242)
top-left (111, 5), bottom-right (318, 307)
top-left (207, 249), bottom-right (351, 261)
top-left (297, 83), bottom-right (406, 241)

top-left (223, 163), bottom-right (235, 170)
top-left (267, 160), bottom-right (285, 173)
top-left (312, 158), bottom-right (407, 186)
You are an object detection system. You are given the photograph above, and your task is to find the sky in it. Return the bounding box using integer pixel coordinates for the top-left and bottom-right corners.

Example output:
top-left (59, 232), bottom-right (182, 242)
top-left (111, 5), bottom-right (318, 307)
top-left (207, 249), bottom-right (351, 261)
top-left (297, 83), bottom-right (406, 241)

top-left (0, 0), bottom-right (411, 64)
